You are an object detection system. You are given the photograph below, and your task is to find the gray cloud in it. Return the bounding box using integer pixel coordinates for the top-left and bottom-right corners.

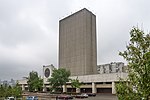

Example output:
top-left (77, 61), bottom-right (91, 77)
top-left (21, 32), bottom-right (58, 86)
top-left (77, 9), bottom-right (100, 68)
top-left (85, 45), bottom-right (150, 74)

top-left (0, 0), bottom-right (150, 80)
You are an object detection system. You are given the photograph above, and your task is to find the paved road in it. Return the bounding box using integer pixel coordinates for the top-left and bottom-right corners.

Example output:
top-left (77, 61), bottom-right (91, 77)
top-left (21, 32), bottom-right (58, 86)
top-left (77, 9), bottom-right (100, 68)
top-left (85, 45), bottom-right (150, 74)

top-left (51, 94), bottom-right (118, 100)
top-left (74, 94), bottom-right (118, 100)
top-left (23, 92), bottom-right (118, 100)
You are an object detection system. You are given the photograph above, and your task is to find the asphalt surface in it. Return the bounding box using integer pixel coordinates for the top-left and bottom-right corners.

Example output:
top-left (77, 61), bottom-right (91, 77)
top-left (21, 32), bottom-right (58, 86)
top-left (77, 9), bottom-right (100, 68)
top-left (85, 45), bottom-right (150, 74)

top-left (50, 94), bottom-right (118, 100)
top-left (73, 94), bottom-right (118, 100)
top-left (23, 92), bottom-right (118, 100)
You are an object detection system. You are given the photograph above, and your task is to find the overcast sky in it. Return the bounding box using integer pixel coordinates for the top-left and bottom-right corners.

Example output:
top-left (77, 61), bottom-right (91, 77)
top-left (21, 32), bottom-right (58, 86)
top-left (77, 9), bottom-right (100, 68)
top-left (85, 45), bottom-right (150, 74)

top-left (0, 0), bottom-right (150, 80)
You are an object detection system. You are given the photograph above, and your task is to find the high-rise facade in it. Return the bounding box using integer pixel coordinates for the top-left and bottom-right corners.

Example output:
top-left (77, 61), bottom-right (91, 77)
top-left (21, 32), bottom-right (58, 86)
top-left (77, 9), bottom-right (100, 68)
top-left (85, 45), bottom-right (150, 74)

top-left (59, 8), bottom-right (97, 76)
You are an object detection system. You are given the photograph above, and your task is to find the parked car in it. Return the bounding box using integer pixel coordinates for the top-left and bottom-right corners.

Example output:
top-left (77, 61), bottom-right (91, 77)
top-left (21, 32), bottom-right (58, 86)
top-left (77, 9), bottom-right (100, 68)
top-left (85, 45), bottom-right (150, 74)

top-left (75, 93), bottom-right (88, 98)
top-left (57, 95), bottom-right (73, 99)
top-left (26, 96), bottom-right (38, 100)
top-left (87, 93), bottom-right (96, 97)
top-left (6, 97), bottom-right (15, 100)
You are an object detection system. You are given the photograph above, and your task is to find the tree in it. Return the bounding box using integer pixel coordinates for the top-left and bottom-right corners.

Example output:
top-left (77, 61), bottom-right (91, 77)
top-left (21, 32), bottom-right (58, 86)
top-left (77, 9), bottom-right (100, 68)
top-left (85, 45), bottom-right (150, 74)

top-left (6, 85), bottom-right (12, 97)
top-left (116, 27), bottom-right (150, 100)
top-left (12, 82), bottom-right (22, 98)
top-left (70, 77), bottom-right (81, 93)
top-left (27, 71), bottom-right (43, 92)
top-left (0, 85), bottom-right (5, 97)
top-left (0, 83), bottom-right (22, 99)
top-left (48, 68), bottom-right (70, 93)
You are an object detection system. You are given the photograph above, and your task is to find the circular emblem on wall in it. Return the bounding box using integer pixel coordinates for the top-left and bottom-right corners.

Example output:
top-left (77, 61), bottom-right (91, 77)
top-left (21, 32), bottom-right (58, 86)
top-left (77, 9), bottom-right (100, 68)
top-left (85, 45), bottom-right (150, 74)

top-left (45, 68), bottom-right (50, 78)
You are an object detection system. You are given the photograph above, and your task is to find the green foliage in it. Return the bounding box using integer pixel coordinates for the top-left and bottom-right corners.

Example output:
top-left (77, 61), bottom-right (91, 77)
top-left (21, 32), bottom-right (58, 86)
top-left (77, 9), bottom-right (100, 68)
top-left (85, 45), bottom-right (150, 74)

top-left (11, 82), bottom-right (22, 97)
top-left (70, 77), bottom-right (81, 89)
top-left (0, 85), bottom-right (6, 97)
top-left (70, 77), bottom-right (82, 93)
top-left (48, 68), bottom-right (70, 93)
top-left (115, 79), bottom-right (140, 100)
top-left (0, 83), bottom-right (22, 98)
top-left (116, 27), bottom-right (150, 100)
top-left (27, 71), bottom-right (43, 92)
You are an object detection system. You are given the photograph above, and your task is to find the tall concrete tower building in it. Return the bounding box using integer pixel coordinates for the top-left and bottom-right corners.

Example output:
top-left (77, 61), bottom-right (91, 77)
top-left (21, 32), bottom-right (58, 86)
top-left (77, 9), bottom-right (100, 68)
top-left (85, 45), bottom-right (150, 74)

top-left (59, 8), bottom-right (97, 76)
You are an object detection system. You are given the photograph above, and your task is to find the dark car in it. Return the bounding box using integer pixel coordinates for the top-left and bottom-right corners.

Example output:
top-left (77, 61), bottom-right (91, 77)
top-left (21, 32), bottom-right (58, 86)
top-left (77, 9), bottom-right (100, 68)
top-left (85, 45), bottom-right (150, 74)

top-left (26, 96), bottom-right (38, 100)
top-left (87, 93), bottom-right (96, 97)
top-left (57, 95), bottom-right (73, 99)
top-left (75, 93), bottom-right (88, 98)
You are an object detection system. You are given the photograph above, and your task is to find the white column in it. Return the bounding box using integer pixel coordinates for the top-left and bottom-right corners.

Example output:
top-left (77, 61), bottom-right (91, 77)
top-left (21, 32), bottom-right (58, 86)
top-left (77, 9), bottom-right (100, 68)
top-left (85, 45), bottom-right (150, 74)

top-left (112, 82), bottom-right (116, 94)
top-left (21, 84), bottom-right (25, 91)
top-left (92, 82), bottom-right (96, 93)
top-left (63, 85), bottom-right (67, 93)
top-left (43, 84), bottom-right (46, 92)
top-left (76, 88), bottom-right (80, 93)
